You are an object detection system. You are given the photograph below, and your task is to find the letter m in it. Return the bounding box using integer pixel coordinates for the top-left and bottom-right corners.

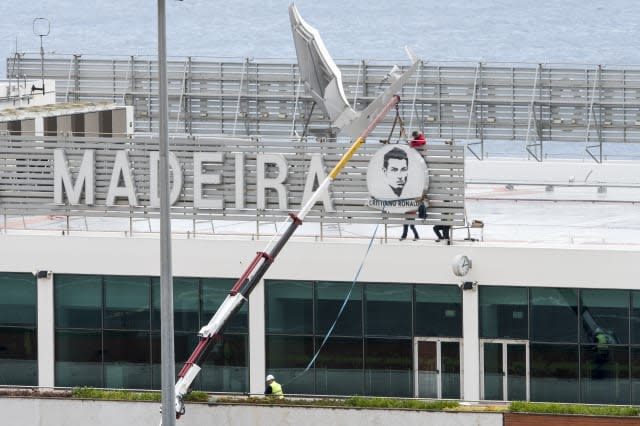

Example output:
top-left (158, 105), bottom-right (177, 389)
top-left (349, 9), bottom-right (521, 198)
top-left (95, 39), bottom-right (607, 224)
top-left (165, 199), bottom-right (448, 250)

top-left (54, 149), bottom-right (95, 205)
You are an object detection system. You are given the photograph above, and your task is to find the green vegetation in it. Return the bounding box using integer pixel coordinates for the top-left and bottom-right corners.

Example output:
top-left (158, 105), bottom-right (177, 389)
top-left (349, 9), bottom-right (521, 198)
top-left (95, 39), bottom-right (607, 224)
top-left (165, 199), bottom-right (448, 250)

top-left (184, 391), bottom-right (209, 402)
top-left (70, 387), bottom-right (208, 403)
top-left (214, 395), bottom-right (459, 410)
top-left (71, 387), bottom-right (161, 402)
top-left (509, 401), bottom-right (640, 417)
top-left (61, 389), bottom-right (640, 417)
top-left (343, 396), bottom-right (459, 410)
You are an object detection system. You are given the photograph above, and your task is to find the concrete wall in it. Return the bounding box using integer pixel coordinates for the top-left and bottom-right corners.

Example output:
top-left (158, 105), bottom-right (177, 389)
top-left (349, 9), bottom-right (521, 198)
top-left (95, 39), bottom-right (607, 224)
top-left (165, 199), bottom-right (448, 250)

top-left (0, 398), bottom-right (503, 426)
top-left (2, 234), bottom-right (637, 290)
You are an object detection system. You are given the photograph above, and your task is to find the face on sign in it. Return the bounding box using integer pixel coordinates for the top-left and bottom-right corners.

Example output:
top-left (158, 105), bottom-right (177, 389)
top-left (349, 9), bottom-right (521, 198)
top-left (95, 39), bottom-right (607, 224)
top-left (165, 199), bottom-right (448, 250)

top-left (366, 144), bottom-right (428, 213)
top-left (382, 148), bottom-right (409, 197)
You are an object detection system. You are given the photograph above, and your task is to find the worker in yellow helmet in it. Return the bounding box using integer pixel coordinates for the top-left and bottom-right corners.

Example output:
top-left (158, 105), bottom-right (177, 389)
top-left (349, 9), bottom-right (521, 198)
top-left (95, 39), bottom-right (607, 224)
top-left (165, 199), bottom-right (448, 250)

top-left (264, 374), bottom-right (284, 399)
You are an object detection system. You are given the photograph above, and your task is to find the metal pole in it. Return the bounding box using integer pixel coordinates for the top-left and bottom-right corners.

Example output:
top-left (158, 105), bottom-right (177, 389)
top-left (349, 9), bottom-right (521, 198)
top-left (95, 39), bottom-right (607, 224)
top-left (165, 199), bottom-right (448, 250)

top-left (157, 1), bottom-right (175, 425)
top-left (39, 36), bottom-right (44, 92)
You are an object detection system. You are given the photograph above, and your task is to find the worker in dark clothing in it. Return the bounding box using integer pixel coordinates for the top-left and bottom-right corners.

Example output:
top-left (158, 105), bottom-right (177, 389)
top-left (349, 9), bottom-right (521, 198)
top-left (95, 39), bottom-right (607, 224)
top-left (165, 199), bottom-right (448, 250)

top-left (400, 211), bottom-right (419, 241)
top-left (433, 224), bottom-right (451, 243)
top-left (264, 374), bottom-right (284, 399)
top-left (399, 131), bottom-right (427, 241)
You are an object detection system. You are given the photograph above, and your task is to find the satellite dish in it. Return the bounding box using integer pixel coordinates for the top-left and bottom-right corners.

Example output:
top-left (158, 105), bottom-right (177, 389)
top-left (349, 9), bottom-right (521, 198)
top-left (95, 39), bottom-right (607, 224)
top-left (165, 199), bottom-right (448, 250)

top-left (452, 254), bottom-right (472, 277)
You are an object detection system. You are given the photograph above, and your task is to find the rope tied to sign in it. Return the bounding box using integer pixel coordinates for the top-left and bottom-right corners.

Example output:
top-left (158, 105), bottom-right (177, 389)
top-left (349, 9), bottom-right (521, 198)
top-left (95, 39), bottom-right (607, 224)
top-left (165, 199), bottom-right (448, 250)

top-left (282, 224), bottom-right (379, 387)
top-left (384, 104), bottom-right (406, 144)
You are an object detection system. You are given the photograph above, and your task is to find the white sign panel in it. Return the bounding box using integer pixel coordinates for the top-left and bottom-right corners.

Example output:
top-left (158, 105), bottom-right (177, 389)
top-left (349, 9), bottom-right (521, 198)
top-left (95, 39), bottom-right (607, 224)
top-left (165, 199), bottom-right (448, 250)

top-left (366, 144), bottom-right (428, 213)
top-left (4, 136), bottom-right (464, 225)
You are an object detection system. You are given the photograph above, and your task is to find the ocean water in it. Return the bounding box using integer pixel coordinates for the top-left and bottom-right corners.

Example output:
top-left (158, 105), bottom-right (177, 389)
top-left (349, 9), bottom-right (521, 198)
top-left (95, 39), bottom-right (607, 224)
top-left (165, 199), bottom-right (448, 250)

top-left (1, 0), bottom-right (639, 69)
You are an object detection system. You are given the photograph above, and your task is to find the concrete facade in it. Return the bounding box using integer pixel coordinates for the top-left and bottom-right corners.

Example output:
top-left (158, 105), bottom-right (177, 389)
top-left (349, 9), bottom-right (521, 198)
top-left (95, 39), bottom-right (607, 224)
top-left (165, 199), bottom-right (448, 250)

top-left (1, 233), bottom-right (639, 400)
top-left (0, 398), bottom-right (503, 426)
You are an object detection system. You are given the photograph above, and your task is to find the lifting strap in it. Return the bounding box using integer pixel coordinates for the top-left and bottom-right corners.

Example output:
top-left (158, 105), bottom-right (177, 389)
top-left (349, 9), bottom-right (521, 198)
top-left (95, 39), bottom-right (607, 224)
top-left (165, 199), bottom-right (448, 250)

top-left (282, 224), bottom-right (379, 387)
top-left (385, 104), bottom-right (406, 144)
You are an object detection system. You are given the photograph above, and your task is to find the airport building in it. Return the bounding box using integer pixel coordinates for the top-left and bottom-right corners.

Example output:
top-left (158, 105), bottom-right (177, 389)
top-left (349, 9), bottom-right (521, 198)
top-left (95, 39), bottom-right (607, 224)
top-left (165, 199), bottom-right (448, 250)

top-left (1, 221), bottom-right (640, 405)
top-left (3, 11), bottom-right (640, 405)
top-left (1, 127), bottom-right (639, 405)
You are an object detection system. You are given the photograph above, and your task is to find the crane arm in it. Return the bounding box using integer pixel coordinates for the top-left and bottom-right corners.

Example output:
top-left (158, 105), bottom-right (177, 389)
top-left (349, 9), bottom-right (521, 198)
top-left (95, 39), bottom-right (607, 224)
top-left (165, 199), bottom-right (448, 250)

top-left (172, 95), bottom-right (401, 419)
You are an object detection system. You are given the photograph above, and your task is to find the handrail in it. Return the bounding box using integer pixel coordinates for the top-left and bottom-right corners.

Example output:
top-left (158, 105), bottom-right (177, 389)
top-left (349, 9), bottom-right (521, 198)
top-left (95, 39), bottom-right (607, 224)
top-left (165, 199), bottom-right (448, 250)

top-left (9, 55), bottom-right (640, 163)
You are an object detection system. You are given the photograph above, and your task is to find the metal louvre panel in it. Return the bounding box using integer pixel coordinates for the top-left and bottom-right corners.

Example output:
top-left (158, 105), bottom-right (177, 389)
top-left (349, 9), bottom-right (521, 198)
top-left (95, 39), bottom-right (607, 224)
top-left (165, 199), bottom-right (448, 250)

top-left (0, 134), bottom-right (465, 225)
top-left (7, 55), bottom-right (640, 149)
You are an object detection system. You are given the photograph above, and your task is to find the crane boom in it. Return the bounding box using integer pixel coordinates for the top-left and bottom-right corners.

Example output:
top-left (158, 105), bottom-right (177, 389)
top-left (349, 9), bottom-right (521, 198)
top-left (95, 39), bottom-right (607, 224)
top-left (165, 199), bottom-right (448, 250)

top-left (172, 94), bottom-right (401, 419)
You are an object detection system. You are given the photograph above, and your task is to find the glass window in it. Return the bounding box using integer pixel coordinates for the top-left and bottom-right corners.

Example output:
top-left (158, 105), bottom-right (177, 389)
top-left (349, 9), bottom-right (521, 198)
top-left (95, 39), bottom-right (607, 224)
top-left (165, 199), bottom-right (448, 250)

top-left (201, 334), bottom-right (248, 393)
top-left (266, 280), bottom-right (313, 335)
top-left (482, 343), bottom-right (503, 400)
top-left (0, 273), bottom-right (36, 326)
top-left (506, 344), bottom-right (527, 401)
top-left (316, 281), bottom-right (362, 337)
top-left (416, 341), bottom-right (438, 398)
top-left (441, 341), bottom-right (461, 399)
top-left (104, 276), bottom-right (150, 330)
top-left (580, 289), bottom-right (629, 345)
top-left (53, 273), bottom-right (249, 391)
top-left (631, 292), bottom-right (640, 344)
top-left (151, 332), bottom-right (200, 390)
top-left (581, 344), bottom-right (629, 404)
top-left (364, 338), bottom-right (412, 397)
top-left (153, 333), bottom-right (250, 394)
top-left (201, 278), bottom-right (247, 333)
top-left (531, 288), bottom-right (578, 343)
top-left (315, 337), bottom-right (363, 396)
top-left (55, 330), bottom-right (102, 387)
top-left (415, 285), bottom-right (462, 337)
top-left (152, 277), bottom-right (199, 332)
top-left (266, 335), bottom-right (314, 394)
top-left (0, 327), bottom-right (37, 386)
top-left (103, 330), bottom-right (151, 389)
top-left (55, 274), bottom-right (102, 329)
top-left (365, 284), bottom-right (411, 337)
top-left (530, 344), bottom-right (579, 403)
top-left (480, 286), bottom-right (528, 339)
top-left (631, 347), bottom-right (640, 404)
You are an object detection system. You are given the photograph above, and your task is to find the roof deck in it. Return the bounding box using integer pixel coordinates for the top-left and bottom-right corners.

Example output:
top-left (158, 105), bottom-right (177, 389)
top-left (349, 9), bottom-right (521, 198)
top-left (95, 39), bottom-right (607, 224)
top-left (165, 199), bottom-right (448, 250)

top-left (3, 181), bottom-right (638, 249)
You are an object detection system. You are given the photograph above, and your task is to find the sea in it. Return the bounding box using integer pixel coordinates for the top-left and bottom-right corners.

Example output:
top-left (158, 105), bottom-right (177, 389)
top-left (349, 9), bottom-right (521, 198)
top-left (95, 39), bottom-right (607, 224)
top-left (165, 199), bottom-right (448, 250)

top-left (2, 0), bottom-right (639, 69)
top-left (1, 0), bottom-right (640, 159)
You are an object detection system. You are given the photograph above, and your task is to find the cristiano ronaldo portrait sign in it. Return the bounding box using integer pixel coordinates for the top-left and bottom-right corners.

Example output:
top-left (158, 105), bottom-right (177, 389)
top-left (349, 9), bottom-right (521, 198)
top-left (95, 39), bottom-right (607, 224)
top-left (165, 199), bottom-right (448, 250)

top-left (366, 144), bottom-right (429, 213)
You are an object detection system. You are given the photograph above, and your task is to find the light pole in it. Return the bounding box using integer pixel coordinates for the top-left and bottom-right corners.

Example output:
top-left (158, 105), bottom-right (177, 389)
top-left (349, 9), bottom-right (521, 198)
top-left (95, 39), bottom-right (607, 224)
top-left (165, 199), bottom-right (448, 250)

top-left (32, 18), bottom-right (50, 94)
top-left (157, 1), bottom-right (175, 425)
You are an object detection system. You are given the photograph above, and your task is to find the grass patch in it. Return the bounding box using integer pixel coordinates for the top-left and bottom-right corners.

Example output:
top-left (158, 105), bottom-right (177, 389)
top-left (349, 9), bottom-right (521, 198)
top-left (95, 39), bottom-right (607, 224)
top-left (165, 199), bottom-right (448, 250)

top-left (450, 404), bottom-right (508, 413)
top-left (509, 401), bottom-right (640, 417)
top-left (215, 396), bottom-right (345, 407)
top-left (71, 387), bottom-right (208, 403)
top-left (343, 396), bottom-right (459, 410)
top-left (184, 391), bottom-right (209, 402)
top-left (214, 395), bottom-right (459, 411)
top-left (71, 387), bottom-right (160, 402)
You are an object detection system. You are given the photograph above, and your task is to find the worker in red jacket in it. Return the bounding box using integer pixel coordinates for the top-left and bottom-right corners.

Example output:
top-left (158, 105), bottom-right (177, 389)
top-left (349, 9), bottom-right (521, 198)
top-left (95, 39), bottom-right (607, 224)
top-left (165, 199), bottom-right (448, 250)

top-left (410, 131), bottom-right (426, 148)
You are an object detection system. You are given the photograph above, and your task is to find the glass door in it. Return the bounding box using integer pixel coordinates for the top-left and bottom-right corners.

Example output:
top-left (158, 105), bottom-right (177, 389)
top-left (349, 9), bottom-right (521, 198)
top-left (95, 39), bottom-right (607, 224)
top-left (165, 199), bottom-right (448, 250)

top-left (414, 338), bottom-right (462, 399)
top-left (480, 340), bottom-right (529, 401)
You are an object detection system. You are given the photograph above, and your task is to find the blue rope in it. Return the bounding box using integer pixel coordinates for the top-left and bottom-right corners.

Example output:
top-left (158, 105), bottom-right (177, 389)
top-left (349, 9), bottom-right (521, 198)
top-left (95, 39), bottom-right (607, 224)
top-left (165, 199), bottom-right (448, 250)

top-left (283, 224), bottom-right (379, 386)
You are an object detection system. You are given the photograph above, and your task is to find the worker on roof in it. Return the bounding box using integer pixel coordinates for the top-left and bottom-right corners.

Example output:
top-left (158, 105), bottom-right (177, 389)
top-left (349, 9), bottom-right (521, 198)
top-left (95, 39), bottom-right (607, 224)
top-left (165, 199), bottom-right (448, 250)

top-left (410, 130), bottom-right (426, 149)
top-left (265, 374), bottom-right (284, 399)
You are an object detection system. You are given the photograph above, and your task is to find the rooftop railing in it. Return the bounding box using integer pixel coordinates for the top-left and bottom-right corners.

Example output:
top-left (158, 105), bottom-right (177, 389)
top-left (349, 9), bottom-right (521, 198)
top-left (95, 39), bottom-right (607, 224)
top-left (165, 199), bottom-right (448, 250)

top-left (7, 54), bottom-right (640, 163)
